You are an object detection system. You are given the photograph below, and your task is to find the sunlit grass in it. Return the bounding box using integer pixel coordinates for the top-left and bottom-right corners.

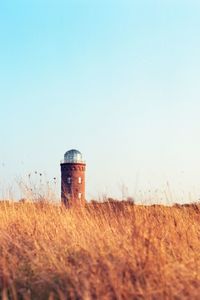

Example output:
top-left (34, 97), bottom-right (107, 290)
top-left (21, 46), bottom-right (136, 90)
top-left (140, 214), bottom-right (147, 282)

top-left (0, 200), bottom-right (199, 299)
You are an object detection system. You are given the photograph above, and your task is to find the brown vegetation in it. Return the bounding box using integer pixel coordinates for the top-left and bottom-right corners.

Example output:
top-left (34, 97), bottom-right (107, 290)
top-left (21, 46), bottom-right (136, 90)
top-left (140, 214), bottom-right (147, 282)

top-left (0, 200), bottom-right (199, 299)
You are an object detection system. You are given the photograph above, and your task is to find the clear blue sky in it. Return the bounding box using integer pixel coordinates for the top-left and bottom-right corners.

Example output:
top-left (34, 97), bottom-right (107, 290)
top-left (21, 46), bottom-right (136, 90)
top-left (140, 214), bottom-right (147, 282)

top-left (0, 0), bottom-right (200, 203)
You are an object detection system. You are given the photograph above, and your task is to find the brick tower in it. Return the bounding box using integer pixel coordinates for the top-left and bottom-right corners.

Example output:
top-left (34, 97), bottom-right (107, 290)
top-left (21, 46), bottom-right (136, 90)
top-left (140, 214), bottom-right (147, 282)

top-left (60, 149), bottom-right (86, 205)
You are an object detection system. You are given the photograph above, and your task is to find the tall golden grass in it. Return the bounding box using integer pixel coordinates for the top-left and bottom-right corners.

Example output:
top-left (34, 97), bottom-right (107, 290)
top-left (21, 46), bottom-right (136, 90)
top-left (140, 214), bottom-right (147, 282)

top-left (0, 200), bottom-right (199, 299)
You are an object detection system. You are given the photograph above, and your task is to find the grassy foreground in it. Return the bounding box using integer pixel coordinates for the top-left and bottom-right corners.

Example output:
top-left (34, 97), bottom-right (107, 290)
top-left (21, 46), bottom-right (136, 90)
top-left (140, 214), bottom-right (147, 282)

top-left (0, 201), bottom-right (199, 300)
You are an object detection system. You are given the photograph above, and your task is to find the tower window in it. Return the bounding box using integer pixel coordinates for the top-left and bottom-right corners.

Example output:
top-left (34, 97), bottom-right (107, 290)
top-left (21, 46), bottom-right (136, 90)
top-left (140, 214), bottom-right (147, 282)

top-left (78, 177), bottom-right (82, 184)
top-left (67, 177), bottom-right (71, 184)
top-left (78, 193), bottom-right (81, 199)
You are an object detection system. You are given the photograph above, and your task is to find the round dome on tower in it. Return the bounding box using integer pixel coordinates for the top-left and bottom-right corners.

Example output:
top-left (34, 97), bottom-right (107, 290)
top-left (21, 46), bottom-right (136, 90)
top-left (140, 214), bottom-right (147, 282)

top-left (64, 149), bottom-right (84, 163)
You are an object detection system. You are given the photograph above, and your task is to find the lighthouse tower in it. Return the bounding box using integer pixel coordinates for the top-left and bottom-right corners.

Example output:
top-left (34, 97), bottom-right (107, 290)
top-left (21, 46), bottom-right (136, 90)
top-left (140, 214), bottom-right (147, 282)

top-left (60, 149), bottom-right (86, 205)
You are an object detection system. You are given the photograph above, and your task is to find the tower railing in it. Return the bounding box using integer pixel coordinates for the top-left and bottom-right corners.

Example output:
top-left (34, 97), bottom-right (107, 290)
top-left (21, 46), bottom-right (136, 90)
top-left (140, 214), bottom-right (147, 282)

top-left (60, 159), bottom-right (86, 164)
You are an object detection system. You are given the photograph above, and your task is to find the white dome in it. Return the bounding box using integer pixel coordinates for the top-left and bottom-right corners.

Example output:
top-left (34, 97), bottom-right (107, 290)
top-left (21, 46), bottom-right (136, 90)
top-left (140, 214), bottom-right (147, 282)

top-left (64, 149), bottom-right (83, 163)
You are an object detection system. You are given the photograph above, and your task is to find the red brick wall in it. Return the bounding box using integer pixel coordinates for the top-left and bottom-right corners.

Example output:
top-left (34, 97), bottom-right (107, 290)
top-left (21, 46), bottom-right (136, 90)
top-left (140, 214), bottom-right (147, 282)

top-left (61, 163), bottom-right (86, 205)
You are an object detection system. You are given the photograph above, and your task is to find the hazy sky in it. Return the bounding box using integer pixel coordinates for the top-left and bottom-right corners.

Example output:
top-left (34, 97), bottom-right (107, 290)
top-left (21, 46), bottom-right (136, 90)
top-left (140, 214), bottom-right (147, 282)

top-left (0, 0), bottom-right (200, 203)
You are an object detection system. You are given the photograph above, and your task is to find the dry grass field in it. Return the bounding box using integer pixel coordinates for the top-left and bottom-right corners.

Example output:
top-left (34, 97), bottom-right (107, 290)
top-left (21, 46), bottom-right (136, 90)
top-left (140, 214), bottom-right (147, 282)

top-left (0, 200), bottom-right (199, 300)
